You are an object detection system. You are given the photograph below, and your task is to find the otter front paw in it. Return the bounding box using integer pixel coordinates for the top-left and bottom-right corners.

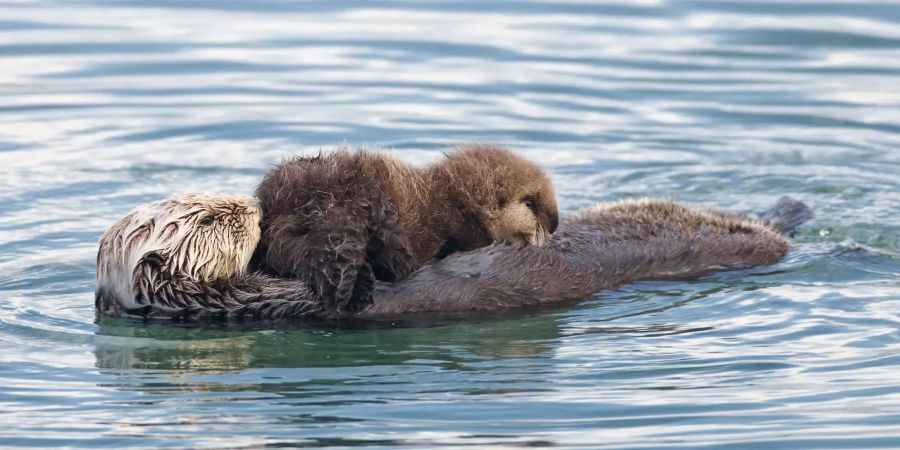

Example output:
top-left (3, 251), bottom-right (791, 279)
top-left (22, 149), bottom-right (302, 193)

top-left (308, 231), bottom-right (374, 315)
top-left (370, 211), bottom-right (418, 282)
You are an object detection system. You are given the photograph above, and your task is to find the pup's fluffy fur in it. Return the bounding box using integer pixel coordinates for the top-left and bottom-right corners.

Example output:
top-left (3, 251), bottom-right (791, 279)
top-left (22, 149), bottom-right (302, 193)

top-left (253, 145), bottom-right (558, 314)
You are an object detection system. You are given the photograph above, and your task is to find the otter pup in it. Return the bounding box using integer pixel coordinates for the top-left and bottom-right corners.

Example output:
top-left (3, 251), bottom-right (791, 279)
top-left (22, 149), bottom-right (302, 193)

top-left (95, 194), bottom-right (811, 322)
top-left (254, 145), bottom-right (559, 315)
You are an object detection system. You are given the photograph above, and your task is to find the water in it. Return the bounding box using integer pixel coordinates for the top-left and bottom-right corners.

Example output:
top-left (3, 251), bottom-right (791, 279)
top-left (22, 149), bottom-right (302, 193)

top-left (1, 0), bottom-right (899, 448)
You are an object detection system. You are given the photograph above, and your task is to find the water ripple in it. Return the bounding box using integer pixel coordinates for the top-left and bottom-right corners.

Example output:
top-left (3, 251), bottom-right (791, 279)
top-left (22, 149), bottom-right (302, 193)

top-left (0, 0), bottom-right (899, 448)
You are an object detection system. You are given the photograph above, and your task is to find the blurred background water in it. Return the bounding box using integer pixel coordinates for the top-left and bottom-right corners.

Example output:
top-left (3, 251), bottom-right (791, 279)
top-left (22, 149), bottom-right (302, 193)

top-left (1, 0), bottom-right (900, 448)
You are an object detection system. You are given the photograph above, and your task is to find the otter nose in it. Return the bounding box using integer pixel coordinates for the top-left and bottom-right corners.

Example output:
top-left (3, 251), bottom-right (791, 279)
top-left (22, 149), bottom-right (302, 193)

top-left (546, 214), bottom-right (559, 234)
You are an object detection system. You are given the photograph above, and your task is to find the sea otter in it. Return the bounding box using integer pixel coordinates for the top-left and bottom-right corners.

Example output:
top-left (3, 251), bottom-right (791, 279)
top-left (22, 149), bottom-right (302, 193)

top-left (95, 194), bottom-right (811, 321)
top-left (367, 197), bottom-right (810, 316)
top-left (254, 145), bottom-right (559, 315)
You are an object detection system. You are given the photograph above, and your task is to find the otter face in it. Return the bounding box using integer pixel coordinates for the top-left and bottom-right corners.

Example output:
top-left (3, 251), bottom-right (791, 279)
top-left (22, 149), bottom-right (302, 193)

top-left (443, 145), bottom-right (559, 247)
top-left (97, 194), bottom-right (261, 292)
top-left (490, 185), bottom-right (559, 246)
top-left (428, 144), bottom-right (560, 255)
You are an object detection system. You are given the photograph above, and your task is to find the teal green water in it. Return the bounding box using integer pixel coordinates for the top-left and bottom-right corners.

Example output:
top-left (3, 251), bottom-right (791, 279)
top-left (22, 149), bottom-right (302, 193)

top-left (2, 0), bottom-right (900, 448)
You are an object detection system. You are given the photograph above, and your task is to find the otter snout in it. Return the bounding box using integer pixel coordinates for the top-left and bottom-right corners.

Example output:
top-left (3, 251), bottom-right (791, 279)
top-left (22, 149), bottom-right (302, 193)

top-left (492, 198), bottom-right (556, 248)
top-left (501, 225), bottom-right (550, 247)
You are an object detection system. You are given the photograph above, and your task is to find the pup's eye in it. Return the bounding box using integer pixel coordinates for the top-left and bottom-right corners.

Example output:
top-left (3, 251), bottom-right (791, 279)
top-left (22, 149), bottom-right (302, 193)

top-left (522, 197), bottom-right (537, 211)
top-left (198, 215), bottom-right (216, 226)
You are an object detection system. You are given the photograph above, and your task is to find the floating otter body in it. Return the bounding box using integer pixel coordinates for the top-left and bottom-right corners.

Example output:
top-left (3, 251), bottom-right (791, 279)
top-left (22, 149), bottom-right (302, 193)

top-left (95, 194), bottom-right (811, 322)
top-left (254, 145), bottom-right (558, 315)
top-left (368, 197), bottom-right (804, 316)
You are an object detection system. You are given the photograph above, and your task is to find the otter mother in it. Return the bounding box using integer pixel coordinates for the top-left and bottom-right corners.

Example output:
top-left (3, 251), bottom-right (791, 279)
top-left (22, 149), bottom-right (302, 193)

top-left (95, 195), bottom-right (811, 322)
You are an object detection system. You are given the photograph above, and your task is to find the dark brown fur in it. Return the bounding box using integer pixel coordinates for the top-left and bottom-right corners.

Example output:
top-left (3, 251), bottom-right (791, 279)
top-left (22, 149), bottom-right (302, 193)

top-left (102, 197), bottom-right (811, 322)
top-left (367, 198), bottom-right (794, 316)
top-left (253, 145), bottom-right (558, 315)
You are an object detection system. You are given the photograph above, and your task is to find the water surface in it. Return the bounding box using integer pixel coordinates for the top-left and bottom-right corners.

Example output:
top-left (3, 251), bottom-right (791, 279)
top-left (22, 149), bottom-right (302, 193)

top-left (1, 0), bottom-right (900, 448)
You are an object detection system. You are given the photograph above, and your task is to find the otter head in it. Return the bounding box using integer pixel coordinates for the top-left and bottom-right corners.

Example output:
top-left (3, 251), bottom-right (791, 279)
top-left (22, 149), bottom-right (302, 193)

top-left (434, 144), bottom-right (559, 250)
top-left (96, 194), bottom-right (261, 313)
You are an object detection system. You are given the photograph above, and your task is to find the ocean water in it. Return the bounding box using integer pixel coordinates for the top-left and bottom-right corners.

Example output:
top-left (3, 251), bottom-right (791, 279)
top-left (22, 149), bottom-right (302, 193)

top-left (1, 0), bottom-right (900, 448)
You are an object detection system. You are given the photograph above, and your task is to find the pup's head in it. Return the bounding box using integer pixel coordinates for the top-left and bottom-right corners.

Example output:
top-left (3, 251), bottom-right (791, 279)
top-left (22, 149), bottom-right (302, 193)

top-left (436, 144), bottom-right (559, 247)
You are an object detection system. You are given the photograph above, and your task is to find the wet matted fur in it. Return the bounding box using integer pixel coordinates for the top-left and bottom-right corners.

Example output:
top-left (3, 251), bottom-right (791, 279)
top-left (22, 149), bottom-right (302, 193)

top-left (95, 194), bottom-right (811, 322)
top-left (94, 194), bottom-right (319, 318)
top-left (254, 145), bottom-right (559, 315)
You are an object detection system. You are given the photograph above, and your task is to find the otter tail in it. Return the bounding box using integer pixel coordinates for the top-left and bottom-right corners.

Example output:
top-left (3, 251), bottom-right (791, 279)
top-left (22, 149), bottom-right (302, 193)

top-left (757, 196), bottom-right (814, 236)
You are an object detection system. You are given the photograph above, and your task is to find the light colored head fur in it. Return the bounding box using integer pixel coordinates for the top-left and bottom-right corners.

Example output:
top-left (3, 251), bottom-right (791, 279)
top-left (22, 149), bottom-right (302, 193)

top-left (96, 194), bottom-right (261, 312)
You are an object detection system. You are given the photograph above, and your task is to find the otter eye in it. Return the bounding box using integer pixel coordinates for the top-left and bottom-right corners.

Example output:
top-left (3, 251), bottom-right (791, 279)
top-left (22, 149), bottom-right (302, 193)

top-left (198, 215), bottom-right (216, 227)
top-left (142, 251), bottom-right (166, 268)
top-left (522, 197), bottom-right (537, 211)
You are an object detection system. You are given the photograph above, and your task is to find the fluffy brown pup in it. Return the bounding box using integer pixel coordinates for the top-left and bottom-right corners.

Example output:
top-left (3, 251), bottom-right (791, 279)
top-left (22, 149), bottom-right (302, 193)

top-left (253, 145), bottom-right (559, 315)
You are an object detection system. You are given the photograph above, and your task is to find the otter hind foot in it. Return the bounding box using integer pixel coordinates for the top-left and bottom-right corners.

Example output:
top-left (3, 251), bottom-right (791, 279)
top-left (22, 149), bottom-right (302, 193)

top-left (307, 229), bottom-right (375, 315)
top-left (758, 196), bottom-right (814, 236)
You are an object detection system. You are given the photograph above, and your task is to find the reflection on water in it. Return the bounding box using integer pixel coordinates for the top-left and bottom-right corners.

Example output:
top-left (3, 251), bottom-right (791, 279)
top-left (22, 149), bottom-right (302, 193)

top-left (1, 0), bottom-right (900, 448)
top-left (93, 314), bottom-right (563, 371)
